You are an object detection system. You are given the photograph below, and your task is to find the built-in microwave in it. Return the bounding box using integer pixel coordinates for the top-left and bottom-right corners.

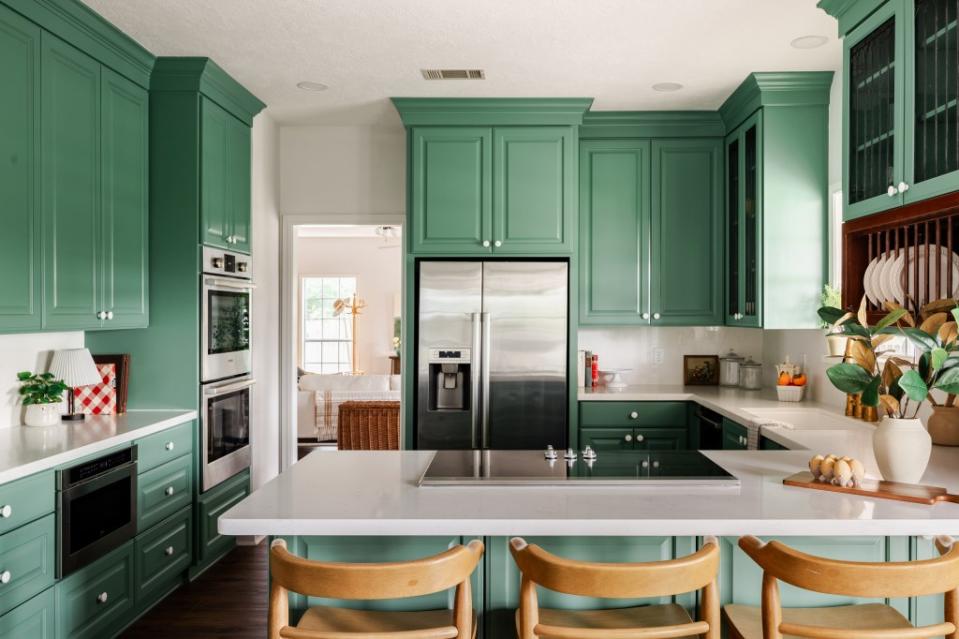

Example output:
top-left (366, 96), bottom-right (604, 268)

top-left (201, 246), bottom-right (254, 383)
top-left (201, 374), bottom-right (254, 491)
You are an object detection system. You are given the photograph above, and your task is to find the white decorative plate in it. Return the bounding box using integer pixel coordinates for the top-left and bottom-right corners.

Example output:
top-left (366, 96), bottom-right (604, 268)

top-left (863, 256), bottom-right (880, 306)
top-left (879, 250), bottom-right (903, 306)
top-left (901, 245), bottom-right (959, 305)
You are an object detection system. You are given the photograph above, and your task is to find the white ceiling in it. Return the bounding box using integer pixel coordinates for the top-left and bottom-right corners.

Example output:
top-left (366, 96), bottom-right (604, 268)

top-left (83, 0), bottom-right (842, 127)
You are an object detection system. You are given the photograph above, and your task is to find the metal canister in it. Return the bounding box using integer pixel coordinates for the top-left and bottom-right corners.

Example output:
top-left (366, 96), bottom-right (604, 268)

top-left (719, 350), bottom-right (744, 387)
top-left (740, 357), bottom-right (763, 390)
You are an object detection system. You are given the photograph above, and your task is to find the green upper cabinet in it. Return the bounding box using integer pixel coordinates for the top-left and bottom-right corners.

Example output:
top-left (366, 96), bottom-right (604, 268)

top-left (492, 126), bottom-right (574, 254)
top-left (579, 139), bottom-right (649, 323)
top-left (40, 33), bottom-right (101, 331)
top-left (825, 0), bottom-right (959, 219)
top-left (201, 97), bottom-right (252, 253)
top-left (650, 139), bottom-right (723, 326)
top-left (410, 127), bottom-right (492, 254)
top-left (0, 5), bottom-right (41, 332)
top-left (101, 67), bottom-right (149, 329)
top-left (719, 72), bottom-right (831, 329)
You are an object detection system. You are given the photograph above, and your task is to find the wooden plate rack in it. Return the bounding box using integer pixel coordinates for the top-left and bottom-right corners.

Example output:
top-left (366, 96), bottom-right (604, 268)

top-left (843, 191), bottom-right (959, 323)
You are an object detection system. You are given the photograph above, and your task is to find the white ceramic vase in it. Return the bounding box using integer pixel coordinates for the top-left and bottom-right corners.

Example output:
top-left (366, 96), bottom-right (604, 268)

top-left (826, 333), bottom-right (848, 357)
top-left (23, 403), bottom-right (60, 427)
top-left (872, 417), bottom-right (932, 484)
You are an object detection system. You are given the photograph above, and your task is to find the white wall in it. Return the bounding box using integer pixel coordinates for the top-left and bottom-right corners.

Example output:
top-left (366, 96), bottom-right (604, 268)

top-left (250, 112), bottom-right (281, 490)
top-left (296, 236), bottom-right (402, 375)
top-left (0, 332), bottom-right (84, 429)
top-left (279, 125), bottom-right (405, 216)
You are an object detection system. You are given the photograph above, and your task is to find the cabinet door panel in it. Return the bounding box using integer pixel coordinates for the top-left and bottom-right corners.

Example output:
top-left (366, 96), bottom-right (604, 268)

top-left (633, 427), bottom-right (687, 451)
top-left (228, 117), bottom-right (251, 254)
top-left (0, 6), bottom-right (41, 332)
top-left (650, 139), bottom-right (723, 326)
top-left (492, 126), bottom-right (572, 254)
top-left (579, 139), bottom-right (649, 324)
top-left (580, 428), bottom-right (633, 451)
top-left (725, 134), bottom-right (741, 324)
top-left (41, 33), bottom-right (101, 330)
top-left (201, 98), bottom-right (232, 250)
top-left (410, 127), bottom-right (492, 254)
top-left (100, 68), bottom-right (148, 329)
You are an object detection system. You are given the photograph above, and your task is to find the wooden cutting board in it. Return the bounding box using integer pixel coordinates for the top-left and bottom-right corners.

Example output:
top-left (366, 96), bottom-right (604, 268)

top-left (783, 471), bottom-right (959, 505)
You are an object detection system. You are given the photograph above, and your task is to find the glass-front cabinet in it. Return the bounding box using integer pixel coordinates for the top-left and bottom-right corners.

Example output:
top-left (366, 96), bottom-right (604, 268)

top-left (841, 0), bottom-right (959, 220)
top-left (725, 113), bottom-right (761, 327)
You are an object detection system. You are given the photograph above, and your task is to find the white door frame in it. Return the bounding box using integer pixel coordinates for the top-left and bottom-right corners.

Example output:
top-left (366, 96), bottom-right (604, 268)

top-left (279, 213), bottom-right (405, 471)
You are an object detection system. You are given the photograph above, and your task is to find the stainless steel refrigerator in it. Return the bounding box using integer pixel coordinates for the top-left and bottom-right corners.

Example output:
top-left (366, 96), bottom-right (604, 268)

top-left (416, 260), bottom-right (568, 450)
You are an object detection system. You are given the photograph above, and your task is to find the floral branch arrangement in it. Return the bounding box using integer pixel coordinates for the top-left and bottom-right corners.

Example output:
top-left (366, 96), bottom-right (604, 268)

top-left (16, 371), bottom-right (68, 405)
top-left (819, 298), bottom-right (959, 419)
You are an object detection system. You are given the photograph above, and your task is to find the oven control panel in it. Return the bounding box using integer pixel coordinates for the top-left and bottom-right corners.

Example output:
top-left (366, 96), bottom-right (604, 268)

top-left (203, 246), bottom-right (253, 279)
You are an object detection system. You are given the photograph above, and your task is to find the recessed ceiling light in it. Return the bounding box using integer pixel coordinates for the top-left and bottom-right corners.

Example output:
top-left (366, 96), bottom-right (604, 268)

top-left (296, 81), bottom-right (328, 92)
top-left (791, 35), bottom-right (829, 49)
top-left (652, 82), bottom-right (683, 92)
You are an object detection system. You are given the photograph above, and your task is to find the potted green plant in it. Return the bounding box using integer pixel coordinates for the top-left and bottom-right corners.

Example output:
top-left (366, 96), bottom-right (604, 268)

top-left (819, 285), bottom-right (847, 357)
top-left (17, 371), bottom-right (67, 427)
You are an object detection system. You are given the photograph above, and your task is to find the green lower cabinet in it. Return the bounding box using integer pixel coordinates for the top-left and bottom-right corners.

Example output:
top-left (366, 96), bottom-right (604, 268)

top-left (195, 469), bottom-right (250, 568)
top-left (0, 587), bottom-right (54, 639)
top-left (580, 428), bottom-right (632, 451)
top-left (760, 436), bottom-right (788, 451)
top-left (134, 506), bottom-right (192, 606)
top-left (634, 427), bottom-right (687, 451)
top-left (580, 401), bottom-right (687, 429)
top-left (56, 541), bottom-right (134, 639)
top-left (137, 453), bottom-right (192, 531)
top-left (722, 419), bottom-right (748, 450)
top-left (0, 514), bottom-right (55, 617)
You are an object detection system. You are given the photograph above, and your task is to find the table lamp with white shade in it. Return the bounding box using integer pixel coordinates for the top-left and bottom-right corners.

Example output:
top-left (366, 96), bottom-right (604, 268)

top-left (48, 348), bottom-right (101, 421)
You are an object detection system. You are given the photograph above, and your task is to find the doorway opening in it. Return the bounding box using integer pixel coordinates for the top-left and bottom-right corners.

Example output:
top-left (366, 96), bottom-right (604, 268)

top-left (290, 224), bottom-right (403, 459)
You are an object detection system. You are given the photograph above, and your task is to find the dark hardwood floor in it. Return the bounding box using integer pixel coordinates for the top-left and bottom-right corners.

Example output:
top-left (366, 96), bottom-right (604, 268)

top-left (121, 542), bottom-right (268, 639)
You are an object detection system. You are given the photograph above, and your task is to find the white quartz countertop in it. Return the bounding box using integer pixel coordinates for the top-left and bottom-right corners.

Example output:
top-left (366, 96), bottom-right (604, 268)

top-left (0, 410), bottom-right (196, 484)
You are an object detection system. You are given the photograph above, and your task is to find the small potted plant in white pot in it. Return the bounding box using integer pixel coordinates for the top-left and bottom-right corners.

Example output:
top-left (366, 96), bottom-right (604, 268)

top-left (819, 285), bottom-right (848, 357)
top-left (17, 371), bottom-right (67, 427)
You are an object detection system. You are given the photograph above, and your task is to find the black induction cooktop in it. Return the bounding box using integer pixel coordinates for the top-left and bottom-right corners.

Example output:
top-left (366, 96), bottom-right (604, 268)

top-left (418, 449), bottom-right (738, 486)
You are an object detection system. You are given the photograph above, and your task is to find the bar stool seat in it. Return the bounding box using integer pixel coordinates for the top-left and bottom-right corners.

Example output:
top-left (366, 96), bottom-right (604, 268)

top-left (297, 606), bottom-right (478, 638)
top-left (518, 603), bottom-right (701, 638)
top-left (724, 602), bottom-right (912, 639)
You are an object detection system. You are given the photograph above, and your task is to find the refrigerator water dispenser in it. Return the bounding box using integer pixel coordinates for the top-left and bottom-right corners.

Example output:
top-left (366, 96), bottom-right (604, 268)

top-left (428, 348), bottom-right (471, 411)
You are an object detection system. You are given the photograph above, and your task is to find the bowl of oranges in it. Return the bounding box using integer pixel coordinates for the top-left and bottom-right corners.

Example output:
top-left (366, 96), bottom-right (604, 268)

top-left (776, 360), bottom-right (807, 402)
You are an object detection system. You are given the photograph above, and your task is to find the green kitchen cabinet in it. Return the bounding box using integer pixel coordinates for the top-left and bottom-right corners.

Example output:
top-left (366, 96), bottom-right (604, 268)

top-left (634, 427), bottom-right (687, 451)
top-left (492, 126), bottom-right (574, 254)
top-left (195, 469), bottom-right (250, 571)
top-left (580, 428), bottom-right (634, 451)
top-left (0, 588), bottom-right (55, 639)
top-left (40, 32), bottom-right (101, 330)
top-left (201, 97), bottom-right (252, 253)
top-left (579, 139), bottom-right (650, 323)
top-left (649, 139), bottom-right (723, 326)
top-left (0, 514), bottom-right (55, 618)
top-left (719, 73), bottom-right (831, 329)
top-left (409, 127), bottom-right (492, 254)
top-left (760, 435), bottom-right (788, 450)
top-left (722, 418), bottom-right (749, 450)
top-left (0, 5), bottom-right (41, 332)
top-left (56, 541), bottom-right (135, 639)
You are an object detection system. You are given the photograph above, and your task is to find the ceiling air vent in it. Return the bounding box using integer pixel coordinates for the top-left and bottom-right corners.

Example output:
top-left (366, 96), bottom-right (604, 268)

top-left (421, 69), bottom-right (485, 80)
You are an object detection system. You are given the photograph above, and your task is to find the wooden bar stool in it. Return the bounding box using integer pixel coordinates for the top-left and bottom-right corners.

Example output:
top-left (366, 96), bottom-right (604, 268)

top-left (509, 536), bottom-right (721, 639)
top-left (724, 535), bottom-right (959, 639)
top-left (268, 538), bottom-right (484, 639)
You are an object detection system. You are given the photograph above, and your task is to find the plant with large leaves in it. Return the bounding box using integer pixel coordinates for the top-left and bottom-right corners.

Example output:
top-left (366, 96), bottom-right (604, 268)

top-left (819, 299), bottom-right (959, 418)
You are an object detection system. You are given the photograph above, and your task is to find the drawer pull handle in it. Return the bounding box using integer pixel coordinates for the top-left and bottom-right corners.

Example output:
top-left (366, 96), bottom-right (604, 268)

top-left (635, 434), bottom-right (644, 442)
top-left (0, 505), bottom-right (12, 518)
top-left (97, 591), bottom-right (108, 604)
top-left (652, 461), bottom-right (660, 469)
top-left (628, 411), bottom-right (639, 420)
top-left (641, 460), bottom-right (649, 469)
top-left (165, 486), bottom-right (175, 497)
top-left (165, 546), bottom-right (175, 557)
top-left (0, 571), bottom-right (11, 584)
top-left (624, 434), bottom-right (632, 442)
top-left (165, 442), bottom-right (175, 451)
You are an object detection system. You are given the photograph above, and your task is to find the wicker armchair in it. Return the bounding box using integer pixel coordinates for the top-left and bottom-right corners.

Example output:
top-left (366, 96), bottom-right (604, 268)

top-left (336, 401), bottom-right (401, 450)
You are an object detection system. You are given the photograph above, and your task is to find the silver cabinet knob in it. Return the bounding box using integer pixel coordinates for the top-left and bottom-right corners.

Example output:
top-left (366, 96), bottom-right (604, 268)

top-left (898, 181), bottom-right (910, 192)
top-left (165, 546), bottom-right (175, 557)
top-left (165, 442), bottom-right (175, 451)
top-left (887, 184), bottom-right (899, 197)
top-left (653, 312), bottom-right (661, 320)
top-left (624, 434), bottom-right (632, 442)
top-left (494, 240), bottom-right (502, 247)
top-left (165, 486), bottom-right (175, 497)
top-left (482, 240), bottom-right (490, 248)
top-left (0, 571), bottom-right (11, 584)
top-left (652, 461), bottom-right (660, 469)
top-left (97, 591), bottom-right (108, 604)
top-left (96, 311), bottom-right (106, 320)
top-left (641, 460), bottom-right (649, 469)
top-left (629, 411), bottom-right (639, 419)
top-left (105, 311), bottom-right (114, 320)
top-left (0, 505), bottom-right (12, 518)
top-left (641, 312), bottom-right (650, 320)
top-left (636, 434), bottom-right (644, 442)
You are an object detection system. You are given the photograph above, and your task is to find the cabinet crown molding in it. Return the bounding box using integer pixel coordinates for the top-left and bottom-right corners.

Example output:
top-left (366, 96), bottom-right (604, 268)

top-left (719, 71), bottom-right (834, 132)
top-left (817, 0), bottom-right (887, 36)
top-left (151, 57), bottom-right (266, 126)
top-left (580, 111), bottom-right (725, 139)
top-left (391, 97), bottom-right (593, 126)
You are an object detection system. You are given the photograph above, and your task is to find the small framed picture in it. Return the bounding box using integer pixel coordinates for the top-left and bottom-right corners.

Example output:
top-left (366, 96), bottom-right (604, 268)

top-left (93, 354), bottom-right (131, 413)
top-left (683, 354), bottom-right (719, 386)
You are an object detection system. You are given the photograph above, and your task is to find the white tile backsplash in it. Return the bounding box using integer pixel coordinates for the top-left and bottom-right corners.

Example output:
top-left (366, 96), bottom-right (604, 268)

top-left (0, 332), bottom-right (83, 429)
top-left (578, 326), bottom-right (764, 385)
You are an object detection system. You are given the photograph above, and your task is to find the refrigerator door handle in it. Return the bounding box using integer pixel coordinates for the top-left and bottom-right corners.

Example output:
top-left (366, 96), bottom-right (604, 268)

top-left (470, 313), bottom-right (482, 449)
top-left (481, 312), bottom-right (491, 449)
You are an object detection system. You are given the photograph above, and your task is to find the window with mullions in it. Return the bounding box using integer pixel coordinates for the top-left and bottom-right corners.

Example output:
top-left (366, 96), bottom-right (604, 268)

top-left (302, 276), bottom-right (356, 374)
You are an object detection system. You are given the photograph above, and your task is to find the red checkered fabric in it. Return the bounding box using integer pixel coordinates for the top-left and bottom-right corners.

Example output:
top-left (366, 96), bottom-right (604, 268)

top-left (75, 363), bottom-right (117, 415)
